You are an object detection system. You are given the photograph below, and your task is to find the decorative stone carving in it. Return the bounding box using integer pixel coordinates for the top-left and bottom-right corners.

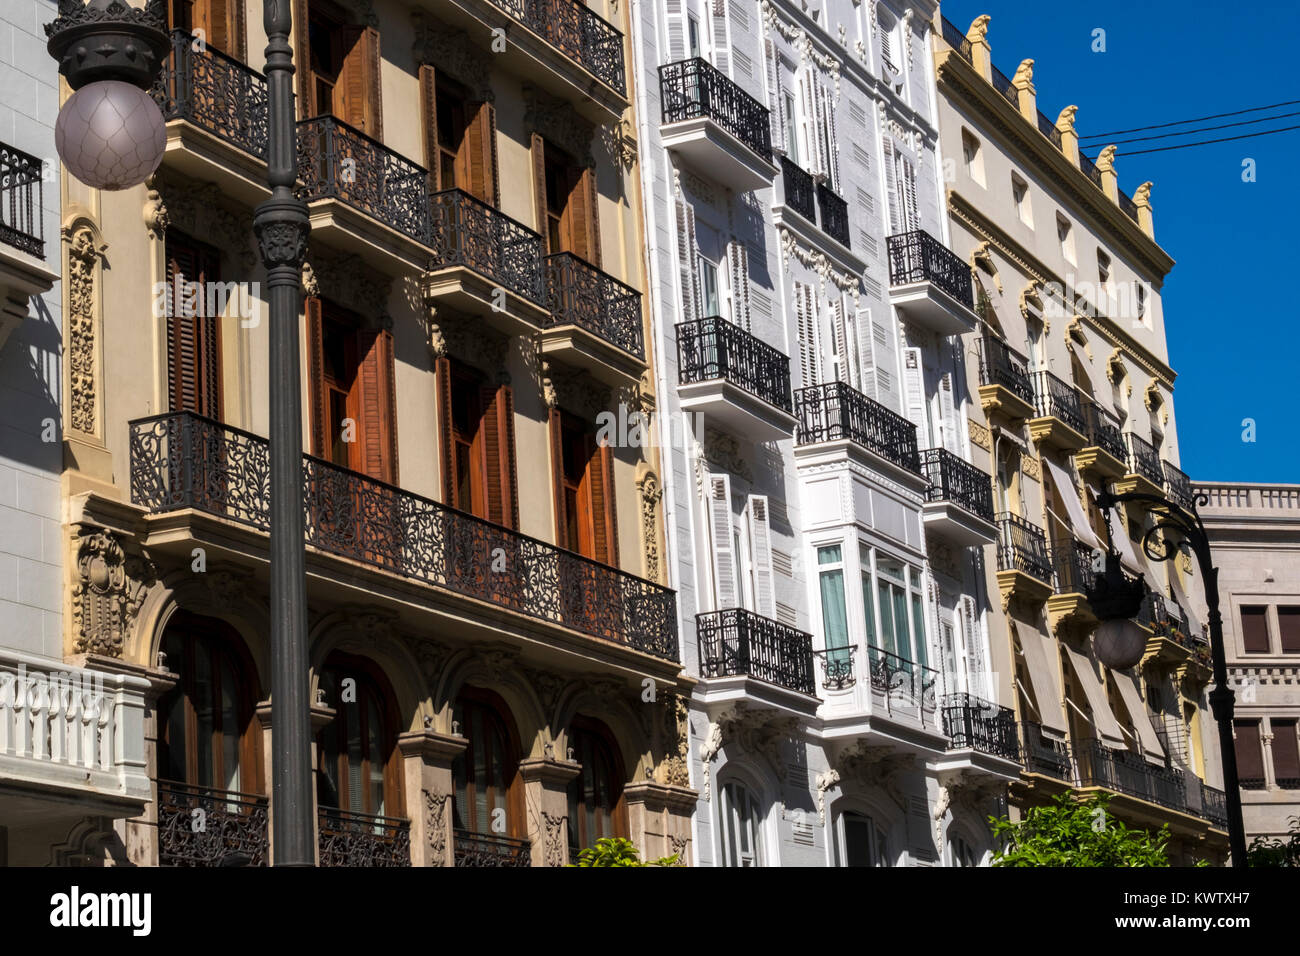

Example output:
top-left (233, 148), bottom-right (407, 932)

top-left (599, 118), bottom-right (638, 171)
top-left (1012, 58), bottom-right (1034, 86)
top-left (1019, 280), bottom-right (1044, 322)
top-left (1056, 105), bottom-right (1078, 134)
top-left (407, 636), bottom-right (452, 691)
top-left (340, 605), bottom-right (399, 642)
top-left (524, 668), bottom-right (567, 724)
top-left (1096, 144), bottom-right (1117, 173)
top-left (968, 418), bottom-right (992, 451)
top-left (65, 224), bottom-right (105, 436)
top-left (157, 171), bottom-right (256, 269)
top-left (659, 694), bottom-right (690, 788)
top-left (1134, 181), bottom-right (1153, 206)
top-left (423, 789), bottom-right (449, 866)
top-left (835, 740), bottom-right (915, 809)
top-left (814, 769), bottom-right (840, 824)
top-left (201, 569), bottom-right (253, 611)
top-left (546, 364), bottom-right (612, 420)
top-left (970, 241), bottom-right (1001, 294)
top-left (303, 247), bottom-right (391, 317)
top-left (524, 86), bottom-right (596, 168)
top-left (699, 705), bottom-right (799, 800)
top-left (142, 177), bottom-right (168, 240)
top-left (778, 228), bottom-right (860, 295)
top-left (1105, 348), bottom-right (1126, 385)
top-left (702, 428), bottom-right (753, 483)
top-left (762, 0), bottom-right (842, 95)
top-left (668, 834), bottom-right (688, 864)
top-left (1021, 454), bottom-right (1041, 482)
top-left (71, 529), bottom-right (156, 658)
top-left (966, 14), bottom-right (991, 43)
top-left (412, 12), bottom-right (492, 101)
top-left (637, 471), bottom-right (662, 582)
top-left (426, 305), bottom-right (509, 380)
top-left (542, 811), bottom-right (566, 867)
top-left (475, 644), bottom-right (521, 681)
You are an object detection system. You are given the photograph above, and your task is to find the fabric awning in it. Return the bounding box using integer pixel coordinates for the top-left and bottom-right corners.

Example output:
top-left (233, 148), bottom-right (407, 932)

top-left (1167, 563), bottom-right (1204, 635)
top-left (1063, 641), bottom-right (1126, 748)
top-left (1043, 456), bottom-right (1100, 550)
top-left (1017, 626), bottom-right (1069, 740)
top-left (1085, 482), bottom-right (1143, 573)
top-left (1111, 669), bottom-right (1166, 765)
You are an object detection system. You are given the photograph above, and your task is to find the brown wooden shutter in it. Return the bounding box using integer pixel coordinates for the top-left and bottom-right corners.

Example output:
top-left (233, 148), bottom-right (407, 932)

top-left (479, 384), bottom-right (517, 529)
top-left (531, 133), bottom-right (549, 254)
top-left (357, 325), bottom-right (398, 484)
top-left (1241, 606), bottom-right (1270, 653)
top-left (1272, 719), bottom-right (1300, 783)
top-left (363, 25), bottom-right (383, 140)
top-left (165, 236), bottom-right (221, 419)
top-left (306, 297), bottom-right (329, 458)
top-left (420, 64), bottom-right (439, 192)
top-left (577, 165), bottom-right (601, 266)
top-left (548, 408), bottom-right (568, 548)
top-left (1278, 607), bottom-right (1300, 653)
top-left (293, 0), bottom-right (310, 118)
top-left (1234, 720), bottom-right (1264, 782)
top-left (193, 0), bottom-right (229, 55)
top-left (589, 440), bottom-right (618, 567)
top-left (339, 25), bottom-right (382, 138)
top-left (484, 103), bottom-right (499, 208)
top-left (436, 356), bottom-right (455, 503)
top-left (464, 102), bottom-right (497, 205)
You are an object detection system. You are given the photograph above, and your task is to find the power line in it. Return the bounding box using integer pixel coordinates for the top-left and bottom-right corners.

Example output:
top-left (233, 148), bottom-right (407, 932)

top-left (1099, 109), bottom-right (1300, 146)
top-left (1111, 123), bottom-right (1300, 156)
top-left (1077, 98), bottom-right (1300, 141)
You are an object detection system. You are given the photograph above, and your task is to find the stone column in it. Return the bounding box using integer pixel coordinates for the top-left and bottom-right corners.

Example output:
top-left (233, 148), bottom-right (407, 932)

top-left (396, 729), bottom-right (466, 866)
top-left (519, 756), bottom-right (580, 867)
top-left (624, 781), bottom-right (698, 865)
top-left (1261, 722), bottom-right (1277, 789)
top-left (257, 698), bottom-right (334, 865)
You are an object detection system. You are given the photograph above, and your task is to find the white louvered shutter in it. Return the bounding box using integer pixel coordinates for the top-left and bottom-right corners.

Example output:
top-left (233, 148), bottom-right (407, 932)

top-left (709, 474), bottom-right (739, 610)
top-left (939, 372), bottom-right (959, 453)
top-left (902, 346), bottom-right (928, 446)
top-left (831, 297), bottom-right (849, 383)
top-left (854, 307), bottom-right (876, 397)
top-left (727, 240), bottom-right (750, 330)
top-left (746, 495), bottom-right (775, 618)
top-left (710, 0), bottom-right (730, 75)
top-left (796, 284), bottom-right (821, 388)
top-left (666, 0), bottom-right (688, 61)
top-left (873, 317), bottom-right (900, 412)
top-left (765, 38), bottom-right (785, 153)
top-left (901, 154), bottom-right (920, 232)
top-left (962, 596), bottom-right (988, 701)
top-left (883, 138), bottom-right (902, 234)
top-left (675, 196), bottom-right (699, 322)
top-left (824, 81), bottom-right (840, 189)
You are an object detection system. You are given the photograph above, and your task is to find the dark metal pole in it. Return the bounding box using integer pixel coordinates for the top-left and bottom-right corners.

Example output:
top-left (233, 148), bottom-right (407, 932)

top-left (253, 0), bottom-right (312, 865)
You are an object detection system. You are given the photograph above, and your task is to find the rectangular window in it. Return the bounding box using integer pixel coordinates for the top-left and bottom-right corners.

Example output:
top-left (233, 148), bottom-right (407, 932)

top-left (1057, 214), bottom-right (1075, 265)
top-left (1241, 605), bottom-right (1271, 653)
top-left (1011, 172), bottom-right (1032, 227)
top-left (818, 545), bottom-right (850, 668)
top-left (784, 89), bottom-right (799, 166)
top-left (961, 129), bottom-right (983, 186)
top-left (1278, 606), bottom-right (1300, 653)
top-left (1234, 720), bottom-right (1265, 787)
top-left (1272, 719), bottom-right (1300, 788)
top-left (697, 255), bottom-right (720, 318)
top-left (164, 232), bottom-right (222, 419)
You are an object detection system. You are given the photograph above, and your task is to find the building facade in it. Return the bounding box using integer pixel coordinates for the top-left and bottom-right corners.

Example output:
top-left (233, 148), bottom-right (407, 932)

top-left (933, 13), bottom-right (1227, 862)
top-left (25, 0), bottom-right (696, 867)
top-left (1193, 481), bottom-right (1300, 843)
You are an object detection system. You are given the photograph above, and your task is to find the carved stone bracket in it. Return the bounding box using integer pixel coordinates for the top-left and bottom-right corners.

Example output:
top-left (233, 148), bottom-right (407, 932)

top-left (302, 247), bottom-right (392, 318)
top-left (71, 528), bottom-right (157, 658)
top-left (426, 304), bottom-right (509, 382)
top-left (636, 469), bottom-right (662, 583)
top-left (422, 789), bottom-right (450, 866)
top-left (778, 227), bottom-right (860, 296)
top-left (968, 418), bottom-right (992, 452)
top-left (524, 86), bottom-right (596, 168)
top-left (544, 361), bottom-right (612, 419)
top-left (701, 428), bottom-right (753, 483)
top-left (156, 170), bottom-right (257, 270)
top-left (541, 811), bottom-right (566, 867)
top-left (699, 705), bottom-right (799, 801)
top-left (412, 12), bottom-right (492, 101)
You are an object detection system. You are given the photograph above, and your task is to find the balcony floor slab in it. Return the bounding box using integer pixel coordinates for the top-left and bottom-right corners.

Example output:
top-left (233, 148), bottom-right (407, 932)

top-left (678, 379), bottom-right (795, 442)
top-left (540, 324), bottom-right (645, 390)
top-left (889, 280), bottom-right (979, 335)
top-left (922, 500), bottom-right (998, 546)
top-left (660, 117), bottom-right (778, 192)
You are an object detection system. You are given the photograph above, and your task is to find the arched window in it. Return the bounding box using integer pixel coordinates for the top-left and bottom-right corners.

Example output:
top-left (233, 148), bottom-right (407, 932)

top-left (452, 688), bottom-right (523, 839)
top-left (316, 653), bottom-right (401, 818)
top-left (833, 809), bottom-right (890, 867)
top-left (948, 834), bottom-right (979, 867)
top-left (566, 717), bottom-right (627, 857)
top-left (158, 612), bottom-right (261, 795)
top-left (720, 780), bottom-right (765, 867)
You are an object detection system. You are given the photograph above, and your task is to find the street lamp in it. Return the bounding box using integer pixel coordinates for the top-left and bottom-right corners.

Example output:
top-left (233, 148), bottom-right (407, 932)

top-left (46, 0), bottom-right (314, 865)
top-left (1087, 488), bottom-right (1248, 867)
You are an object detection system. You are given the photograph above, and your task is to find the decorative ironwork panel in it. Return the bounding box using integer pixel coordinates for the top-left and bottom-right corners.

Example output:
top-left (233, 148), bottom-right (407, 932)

top-left (866, 646), bottom-right (938, 710)
top-left (1199, 783), bottom-right (1228, 827)
top-left (1050, 539), bottom-right (1096, 595)
top-left (996, 512), bottom-right (1053, 583)
top-left (696, 608), bottom-right (816, 696)
top-left (939, 16), bottom-right (973, 63)
top-left (1031, 369), bottom-right (1086, 433)
top-left (816, 183), bottom-right (850, 247)
top-left (942, 693), bottom-right (1020, 760)
top-left (152, 29), bottom-right (269, 161)
top-left (885, 229), bottom-right (975, 309)
top-left (0, 141), bottom-right (44, 258)
top-left (990, 64), bottom-right (1019, 106)
top-left (453, 829), bottom-right (532, 867)
top-left (428, 188), bottom-right (545, 305)
top-left (677, 316), bottom-right (793, 413)
top-left (1075, 738), bottom-right (1187, 811)
top-left (795, 381), bottom-right (921, 474)
top-left (1037, 110), bottom-right (1063, 149)
top-left (491, 0), bottom-right (625, 95)
top-left (659, 58), bottom-right (773, 162)
top-left (979, 335), bottom-right (1035, 406)
top-left (129, 412), bottom-right (678, 661)
top-left (920, 447), bottom-right (994, 521)
top-left (814, 646), bottom-right (856, 690)
top-left (779, 156), bottom-right (815, 221)
top-left (1079, 152), bottom-right (1104, 190)
top-left (1163, 460), bottom-right (1194, 510)
top-left (318, 806), bottom-right (412, 867)
top-left (1079, 396), bottom-right (1127, 462)
top-left (1125, 431), bottom-right (1164, 485)
top-left (157, 781), bottom-right (268, 867)
top-left (544, 252), bottom-right (644, 359)
top-left (296, 116), bottom-right (430, 245)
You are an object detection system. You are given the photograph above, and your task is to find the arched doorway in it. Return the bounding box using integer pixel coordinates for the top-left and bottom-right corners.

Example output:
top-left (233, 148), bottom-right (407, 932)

top-left (565, 716), bottom-right (628, 860)
top-left (451, 686), bottom-right (529, 866)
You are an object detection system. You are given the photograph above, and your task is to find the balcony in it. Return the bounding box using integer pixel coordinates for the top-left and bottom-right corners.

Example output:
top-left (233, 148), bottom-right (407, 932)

top-left (778, 156), bottom-right (816, 221)
top-left (885, 230), bottom-right (978, 334)
top-left (129, 412), bottom-right (679, 663)
top-left (1137, 593), bottom-right (1194, 666)
top-left (1114, 431), bottom-right (1165, 500)
top-left (541, 252), bottom-right (645, 387)
top-left (1198, 783), bottom-right (1228, 828)
top-left (1164, 460), bottom-right (1195, 511)
top-left (977, 335), bottom-right (1036, 422)
top-left (920, 447), bottom-right (997, 545)
top-left (816, 183), bottom-right (851, 248)
top-left (814, 645), bottom-right (857, 691)
top-left (677, 316), bottom-right (796, 440)
top-left (297, 115), bottom-right (433, 272)
top-left (424, 188), bottom-right (549, 333)
top-left (794, 381), bottom-right (923, 486)
top-left (1075, 396), bottom-right (1128, 479)
top-left (157, 780), bottom-right (268, 866)
top-left (867, 646), bottom-right (938, 715)
top-left (995, 513), bottom-right (1054, 606)
top-left (0, 143), bottom-right (55, 351)
top-left (1028, 370), bottom-right (1087, 452)
top-left (1075, 738), bottom-right (1187, 813)
top-left (318, 806), bottom-right (412, 867)
top-left (696, 608), bottom-right (818, 712)
top-left (454, 829), bottom-right (533, 867)
top-left (941, 693), bottom-right (1020, 761)
top-left (659, 58), bottom-right (777, 191)
top-left (1048, 539), bottom-right (1098, 632)
top-left (1020, 721), bottom-right (1073, 781)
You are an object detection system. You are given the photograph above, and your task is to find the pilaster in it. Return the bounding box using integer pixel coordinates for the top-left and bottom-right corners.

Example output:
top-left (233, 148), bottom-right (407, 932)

top-left (397, 729), bottom-right (467, 867)
top-left (519, 756), bottom-right (581, 867)
top-left (624, 780), bottom-right (697, 865)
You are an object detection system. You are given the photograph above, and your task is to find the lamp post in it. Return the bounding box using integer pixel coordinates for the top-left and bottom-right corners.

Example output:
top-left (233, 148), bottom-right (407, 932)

top-left (47, 0), bottom-right (314, 865)
top-left (1088, 489), bottom-right (1248, 867)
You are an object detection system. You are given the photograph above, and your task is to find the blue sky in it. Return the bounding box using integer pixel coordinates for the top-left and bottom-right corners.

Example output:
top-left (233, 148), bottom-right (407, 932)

top-left (941, 0), bottom-right (1299, 484)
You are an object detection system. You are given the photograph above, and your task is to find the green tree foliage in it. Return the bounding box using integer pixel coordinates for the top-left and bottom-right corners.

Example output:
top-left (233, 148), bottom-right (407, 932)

top-left (1246, 815), bottom-right (1300, 867)
top-left (570, 837), bottom-right (680, 867)
top-left (989, 793), bottom-right (1171, 867)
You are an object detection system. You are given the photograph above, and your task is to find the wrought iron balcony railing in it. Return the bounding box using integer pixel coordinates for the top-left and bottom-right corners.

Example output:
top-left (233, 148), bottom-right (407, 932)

top-left (544, 252), bottom-right (643, 359)
top-left (1037, 109), bottom-right (1063, 149)
top-left (1125, 431), bottom-right (1164, 485)
top-left (813, 645), bottom-right (857, 690)
top-left (816, 183), bottom-right (850, 247)
top-left (129, 412), bottom-right (678, 660)
top-left (492, 0), bottom-right (626, 95)
top-left (428, 188), bottom-right (546, 305)
top-left (0, 142), bottom-right (44, 258)
top-left (1139, 592), bottom-right (1194, 648)
top-left (795, 381), bottom-right (921, 474)
top-left (454, 829), bottom-right (532, 867)
top-left (1075, 737), bottom-right (1187, 812)
top-left (920, 447), bottom-right (995, 521)
top-left (1080, 152), bottom-right (1104, 191)
top-left (939, 15), bottom-right (973, 64)
top-left (297, 115), bottom-right (431, 245)
top-left (996, 512), bottom-right (1053, 583)
top-left (1163, 460), bottom-right (1194, 510)
top-left (779, 155), bottom-right (815, 221)
top-left (152, 29), bottom-right (268, 161)
top-left (1051, 539), bottom-right (1096, 595)
top-left (990, 63), bottom-right (1019, 106)
top-left (886, 229), bottom-right (974, 309)
top-left (1020, 722), bottom-right (1072, 779)
top-left (1031, 369), bottom-right (1086, 434)
top-left (942, 693), bottom-right (1020, 760)
top-left (697, 608), bottom-right (817, 696)
top-left (1119, 189), bottom-right (1139, 222)
top-left (677, 315), bottom-right (793, 413)
top-left (867, 645), bottom-right (938, 710)
top-left (1079, 395), bottom-right (1127, 462)
top-left (318, 806), bottom-right (412, 867)
top-left (659, 57), bottom-right (773, 163)
top-left (1199, 782), bottom-right (1228, 827)
top-left (978, 335), bottom-right (1035, 407)
top-left (157, 780), bottom-right (268, 867)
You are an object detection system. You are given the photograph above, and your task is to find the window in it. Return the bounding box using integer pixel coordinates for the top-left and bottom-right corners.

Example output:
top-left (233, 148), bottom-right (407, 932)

top-left (961, 130), bottom-right (984, 187)
top-left (873, 556), bottom-right (926, 670)
top-left (1096, 250), bottom-right (1113, 311)
top-left (168, 0), bottom-right (243, 58)
top-left (697, 254), bottom-right (721, 318)
top-left (1273, 720), bottom-right (1300, 788)
top-left (784, 89), bottom-right (800, 166)
top-left (437, 358), bottom-right (516, 527)
top-left (1234, 720), bottom-right (1265, 789)
top-left (1011, 173), bottom-right (1032, 227)
top-left (549, 409), bottom-right (618, 565)
top-left (883, 139), bottom-right (919, 234)
top-left (948, 835), bottom-right (978, 867)
top-left (301, 0), bottom-right (380, 136)
top-left (164, 232), bottom-right (222, 419)
top-left (720, 781), bottom-right (764, 866)
top-left (422, 71), bottom-right (496, 202)
top-left (316, 655), bottom-right (399, 817)
top-left (1135, 283), bottom-right (1146, 320)
top-left (687, 13), bottom-right (701, 58)
top-left (834, 810), bottom-right (889, 867)
top-left (1241, 605), bottom-right (1271, 654)
top-left (537, 139), bottom-right (598, 261)
top-left (1279, 607), bottom-right (1300, 653)
top-left (1057, 214), bottom-right (1075, 265)
top-left (818, 545), bottom-right (851, 669)
top-left (452, 689), bottom-right (523, 838)
top-left (567, 719), bottom-right (627, 857)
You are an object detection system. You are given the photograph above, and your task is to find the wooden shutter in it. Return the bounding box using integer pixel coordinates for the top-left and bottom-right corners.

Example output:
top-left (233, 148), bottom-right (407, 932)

top-left (531, 133), bottom-right (549, 253)
top-left (481, 384), bottom-right (518, 529)
top-left (293, 0), bottom-right (310, 118)
top-left (710, 0), bottom-right (730, 75)
top-left (1240, 606), bottom-right (1270, 653)
top-left (548, 408), bottom-right (569, 547)
top-left (589, 441), bottom-right (618, 566)
top-left (584, 166), bottom-right (601, 266)
top-left (339, 25), bottom-right (382, 138)
top-left (708, 474), bottom-right (738, 609)
top-left (746, 495), bottom-right (774, 618)
top-left (567, 165), bottom-right (595, 264)
top-left (165, 237), bottom-right (222, 419)
top-left (420, 64), bottom-right (439, 192)
top-left (764, 38), bottom-right (785, 152)
top-left (902, 347), bottom-right (927, 445)
top-left (465, 101), bottom-right (498, 206)
top-left (357, 325), bottom-right (398, 484)
top-left (1280, 608), bottom-right (1300, 653)
top-left (1272, 720), bottom-right (1300, 782)
top-left (1234, 721), bottom-right (1264, 781)
top-left (192, 0), bottom-right (229, 55)
top-left (436, 356), bottom-right (455, 503)
top-left (674, 196), bottom-right (699, 322)
top-left (306, 297), bottom-right (329, 458)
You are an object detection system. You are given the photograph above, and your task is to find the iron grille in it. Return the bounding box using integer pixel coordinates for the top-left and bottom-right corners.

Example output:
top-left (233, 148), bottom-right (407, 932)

top-left (920, 447), bottom-right (995, 521)
top-left (544, 251), bottom-right (643, 358)
top-left (795, 381), bottom-right (921, 473)
top-left (886, 229), bottom-right (975, 309)
top-left (677, 315), bottom-right (793, 413)
top-left (696, 608), bottom-right (817, 696)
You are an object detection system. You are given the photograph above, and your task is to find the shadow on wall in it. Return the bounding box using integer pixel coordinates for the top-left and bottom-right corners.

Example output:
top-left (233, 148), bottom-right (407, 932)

top-left (0, 294), bottom-right (62, 475)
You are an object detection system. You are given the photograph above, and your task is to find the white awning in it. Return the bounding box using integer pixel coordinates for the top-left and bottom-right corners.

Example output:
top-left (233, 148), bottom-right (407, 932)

top-left (1111, 669), bottom-right (1166, 765)
top-left (1063, 641), bottom-right (1126, 749)
top-left (1043, 456), bottom-right (1100, 550)
top-left (1017, 627), bottom-right (1069, 740)
top-left (1085, 482), bottom-right (1143, 573)
top-left (1167, 563), bottom-right (1204, 635)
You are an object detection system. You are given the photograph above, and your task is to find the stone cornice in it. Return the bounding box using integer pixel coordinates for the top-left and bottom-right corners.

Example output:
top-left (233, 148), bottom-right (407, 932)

top-left (948, 190), bottom-right (1176, 389)
top-left (935, 46), bottom-right (1175, 281)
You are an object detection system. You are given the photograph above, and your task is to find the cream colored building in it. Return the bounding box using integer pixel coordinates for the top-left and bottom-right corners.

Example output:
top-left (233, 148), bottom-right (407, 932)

top-left (932, 12), bottom-right (1227, 862)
